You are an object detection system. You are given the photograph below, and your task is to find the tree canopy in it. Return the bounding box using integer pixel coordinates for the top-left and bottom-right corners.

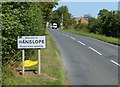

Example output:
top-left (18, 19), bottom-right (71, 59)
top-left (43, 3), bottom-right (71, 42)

top-left (88, 9), bottom-right (120, 37)
top-left (50, 6), bottom-right (75, 28)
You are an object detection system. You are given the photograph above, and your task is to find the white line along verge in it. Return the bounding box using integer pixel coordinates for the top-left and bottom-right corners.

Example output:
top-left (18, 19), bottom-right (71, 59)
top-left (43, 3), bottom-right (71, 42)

top-left (110, 60), bottom-right (120, 66)
top-left (78, 41), bottom-right (85, 46)
top-left (71, 37), bottom-right (76, 40)
top-left (88, 47), bottom-right (102, 55)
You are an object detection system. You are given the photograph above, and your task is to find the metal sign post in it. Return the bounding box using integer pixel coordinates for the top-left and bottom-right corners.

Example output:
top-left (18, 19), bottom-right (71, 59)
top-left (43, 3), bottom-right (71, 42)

top-left (38, 49), bottom-right (41, 74)
top-left (22, 50), bottom-right (25, 76)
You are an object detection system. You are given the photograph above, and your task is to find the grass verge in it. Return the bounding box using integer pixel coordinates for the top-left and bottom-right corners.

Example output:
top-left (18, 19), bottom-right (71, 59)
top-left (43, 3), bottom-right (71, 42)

top-left (60, 28), bottom-right (119, 46)
top-left (2, 32), bottom-right (65, 85)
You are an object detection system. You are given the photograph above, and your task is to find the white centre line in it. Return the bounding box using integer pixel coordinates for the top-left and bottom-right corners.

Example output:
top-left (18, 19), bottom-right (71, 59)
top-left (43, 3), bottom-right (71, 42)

top-left (110, 60), bottom-right (120, 66)
top-left (66, 35), bottom-right (69, 37)
top-left (71, 37), bottom-right (76, 40)
top-left (89, 47), bottom-right (102, 55)
top-left (78, 41), bottom-right (85, 45)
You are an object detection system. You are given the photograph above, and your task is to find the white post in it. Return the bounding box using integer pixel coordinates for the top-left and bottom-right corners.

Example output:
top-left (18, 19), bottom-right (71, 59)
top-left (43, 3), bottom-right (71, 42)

top-left (22, 50), bottom-right (25, 76)
top-left (38, 49), bottom-right (41, 74)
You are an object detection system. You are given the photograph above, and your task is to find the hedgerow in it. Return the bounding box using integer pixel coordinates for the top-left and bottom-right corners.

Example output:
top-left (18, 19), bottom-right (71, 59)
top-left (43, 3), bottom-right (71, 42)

top-left (2, 2), bottom-right (45, 63)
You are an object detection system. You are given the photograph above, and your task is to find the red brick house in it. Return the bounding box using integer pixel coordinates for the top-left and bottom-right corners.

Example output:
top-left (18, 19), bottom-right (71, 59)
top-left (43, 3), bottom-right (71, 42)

top-left (75, 16), bottom-right (88, 24)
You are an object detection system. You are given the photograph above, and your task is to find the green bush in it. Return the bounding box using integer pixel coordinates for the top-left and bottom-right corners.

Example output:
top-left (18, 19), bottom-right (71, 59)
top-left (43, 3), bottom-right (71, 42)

top-left (74, 22), bottom-right (89, 32)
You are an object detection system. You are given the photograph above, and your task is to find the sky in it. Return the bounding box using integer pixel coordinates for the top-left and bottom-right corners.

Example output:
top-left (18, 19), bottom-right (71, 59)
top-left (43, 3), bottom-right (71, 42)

top-left (53, 1), bottom-right (119, 18)
top-left (58, 0), bottom-right (119, 2)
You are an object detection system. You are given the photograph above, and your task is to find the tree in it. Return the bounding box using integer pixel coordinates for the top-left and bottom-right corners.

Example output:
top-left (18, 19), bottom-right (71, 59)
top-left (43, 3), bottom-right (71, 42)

top-left (98, 9), bottom-right (109, 17)
top-left (88, 9), bottom-right (120, 38)
top-left (50, 6), bottom-right (74, 28)
top-left (88, 17), bottom-right (99, 33)
top-left (38, 2), bottom-right (58, 22)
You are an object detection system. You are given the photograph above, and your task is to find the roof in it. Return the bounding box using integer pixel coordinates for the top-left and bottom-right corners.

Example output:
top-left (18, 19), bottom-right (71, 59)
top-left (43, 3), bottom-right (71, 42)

top-left (75, 16), bottom-right (88, 24)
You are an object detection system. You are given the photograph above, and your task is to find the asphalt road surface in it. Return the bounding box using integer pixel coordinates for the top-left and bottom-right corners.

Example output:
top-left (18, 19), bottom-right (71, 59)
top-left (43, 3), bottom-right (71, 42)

top-left (47, 29), bottom-right (119, 85)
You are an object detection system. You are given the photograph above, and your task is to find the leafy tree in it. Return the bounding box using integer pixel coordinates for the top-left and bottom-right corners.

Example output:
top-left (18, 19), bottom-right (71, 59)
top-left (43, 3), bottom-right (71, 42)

top-left (87, 17), bottom-right (101, 33)
top-left (88, 9), bottom-right (120, 38)
top-left (38, 2), bottom-right (58, 22)
top-left (98, 9), bottom-right (109, 17)
top-left (50, 6), bottom-right (74, 28)
top-left (98, 9), bottom-right (120, 37)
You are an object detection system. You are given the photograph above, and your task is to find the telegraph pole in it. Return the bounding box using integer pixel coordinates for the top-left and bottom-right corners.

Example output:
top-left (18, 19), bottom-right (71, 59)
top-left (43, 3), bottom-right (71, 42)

top-left (61, 14), bottom-right (63, 28)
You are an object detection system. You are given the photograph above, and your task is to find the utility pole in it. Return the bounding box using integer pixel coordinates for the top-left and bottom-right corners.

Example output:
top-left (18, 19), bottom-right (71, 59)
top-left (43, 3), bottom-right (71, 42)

top-left (61, 14), bottom-right (63, 28)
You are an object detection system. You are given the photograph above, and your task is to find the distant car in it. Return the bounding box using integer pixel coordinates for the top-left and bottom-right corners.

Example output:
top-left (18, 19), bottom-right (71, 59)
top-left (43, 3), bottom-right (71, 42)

top-left (52, 23), bottom-right (57, 29)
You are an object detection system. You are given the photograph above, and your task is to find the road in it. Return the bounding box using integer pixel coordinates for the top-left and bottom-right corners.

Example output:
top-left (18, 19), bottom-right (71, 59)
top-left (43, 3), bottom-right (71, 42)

top-left (47, 29), bottom-right (119, 85)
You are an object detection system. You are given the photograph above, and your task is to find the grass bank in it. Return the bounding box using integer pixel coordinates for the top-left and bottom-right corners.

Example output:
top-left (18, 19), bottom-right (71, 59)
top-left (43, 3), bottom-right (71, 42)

top-left (2, 32), bottom-right (65, 85)
top-left (60, 28), bottom-right (119, 46)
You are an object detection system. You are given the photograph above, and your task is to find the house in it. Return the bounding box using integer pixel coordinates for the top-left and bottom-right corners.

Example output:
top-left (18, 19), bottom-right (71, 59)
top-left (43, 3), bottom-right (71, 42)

top-left (75, 16), bottom-right (88, 24)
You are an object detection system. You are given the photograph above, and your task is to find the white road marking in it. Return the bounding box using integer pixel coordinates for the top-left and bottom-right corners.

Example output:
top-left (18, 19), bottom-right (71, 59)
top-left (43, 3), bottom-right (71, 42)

top-left (78, 41), bottom-right (85, 45)
top-left (71, 37), bottom-right (76, 40)
top-left (110, 60), bottom-right (120, 66)
top-left (89, 47), bottom-right (102, 55)
top-left (66, 35), bottom-right (69, 37)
